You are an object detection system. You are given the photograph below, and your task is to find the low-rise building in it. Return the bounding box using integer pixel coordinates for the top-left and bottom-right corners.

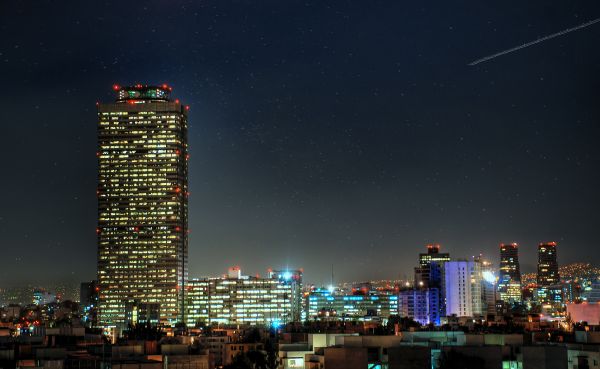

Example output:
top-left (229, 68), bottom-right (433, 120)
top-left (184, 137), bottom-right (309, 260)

top-left (306, 288), bottom-right (397, 322)
top-left (186, 267), bottom-right (301, 327)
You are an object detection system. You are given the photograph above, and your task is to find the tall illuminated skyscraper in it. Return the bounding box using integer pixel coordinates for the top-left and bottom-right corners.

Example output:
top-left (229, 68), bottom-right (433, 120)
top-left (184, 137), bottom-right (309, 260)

top-left (537, 241), bottom-right (560, 286)
top-left (497, 242), bottom-right (522, 303)
top-left (97, 84), bottom-right (189, 328)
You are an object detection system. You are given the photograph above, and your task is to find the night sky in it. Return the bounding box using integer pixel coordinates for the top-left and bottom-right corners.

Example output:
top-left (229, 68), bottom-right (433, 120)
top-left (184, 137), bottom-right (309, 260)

top-left (1, 1), bottom-right (600, 287)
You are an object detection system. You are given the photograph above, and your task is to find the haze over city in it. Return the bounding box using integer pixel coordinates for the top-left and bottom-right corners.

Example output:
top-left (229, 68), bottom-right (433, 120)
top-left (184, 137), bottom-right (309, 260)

top-left (1, 1), bottom-right (600, 287)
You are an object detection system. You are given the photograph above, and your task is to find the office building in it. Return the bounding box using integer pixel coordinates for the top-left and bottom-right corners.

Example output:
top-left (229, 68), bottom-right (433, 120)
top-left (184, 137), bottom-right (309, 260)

top-left (537, 242), bottom-right (560, 286)
top-left (97, 84), bottom-right (189, 327)
top-left (477, 256), bottom-right (497, 316)
top-left (186, 267), bottom-right (297, 327)
top-left (306, 288), bottom-right (398, 321)
top-left (125, 302), bottom-right (161, 326)
top-left (444, 260), bottom-right (484, 318)
top-left (268, 269), bottom-right (304, 322)
top-left (413, 244), bottom-right (449, 320)
top-left (497, 243), bottom-right (522, 303)
top-left (398, 287), bottom-right (441, 325)
top-left (416, 244), bottom-right (450, 291)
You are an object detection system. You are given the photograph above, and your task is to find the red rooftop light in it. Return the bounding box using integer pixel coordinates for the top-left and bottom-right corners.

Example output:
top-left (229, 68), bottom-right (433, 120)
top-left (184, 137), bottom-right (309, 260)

top-left (112, 84), bottom-right (120, 91)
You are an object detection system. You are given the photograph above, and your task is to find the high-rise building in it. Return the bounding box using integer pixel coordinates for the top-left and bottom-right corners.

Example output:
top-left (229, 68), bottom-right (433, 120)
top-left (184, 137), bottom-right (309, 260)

top-left (97, 84), bottom-right (189, 327)
top-left (444, 260), bottom-right (484, 318)
top-left (268, 269), bottom-right (304, 322)
top-left (497, 243), bottom-right (522, 303)
top-left (537, 242), bottom-right (560, 286)
top-left (477, 256), bottom-right (497, 316)
top-left (413, 244), bottom-right (450, 319)
top-left (415, 244), bottom-right (450, 287)
top-left (186, 268), bottom-right (297, 327)
top-left (418, 244), bottom-right (451, 268)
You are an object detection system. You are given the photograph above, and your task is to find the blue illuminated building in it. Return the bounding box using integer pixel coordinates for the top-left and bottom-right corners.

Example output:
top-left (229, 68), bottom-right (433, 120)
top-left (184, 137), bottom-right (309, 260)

top-left (398, 287), bottom-right (441, 326)
top-left (306, 288), bottom-right (398, 321)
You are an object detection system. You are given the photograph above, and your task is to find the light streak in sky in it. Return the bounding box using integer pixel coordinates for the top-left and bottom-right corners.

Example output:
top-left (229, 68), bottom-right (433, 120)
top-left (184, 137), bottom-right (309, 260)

top-left (469, 17), bottom-right (600, 66)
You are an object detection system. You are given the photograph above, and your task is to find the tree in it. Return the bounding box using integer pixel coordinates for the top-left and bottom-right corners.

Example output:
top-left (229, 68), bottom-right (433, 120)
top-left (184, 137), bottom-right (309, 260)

top-left (223, 353), bottom-right (253, 369)
top-left (223, 350), bottom-right (274, 369)
top-left (386, 315), bottom-right (420, 333)
top-left (242, 327), bottom-right (262, 343)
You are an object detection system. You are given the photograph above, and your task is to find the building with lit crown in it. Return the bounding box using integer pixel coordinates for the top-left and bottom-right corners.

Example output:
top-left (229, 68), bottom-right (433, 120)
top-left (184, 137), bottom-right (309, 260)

top-left (410, 244), bottom-right (449, 322)
top-left (537, 242), bottom-right (560, 286)
top-left (97, 84), bottom-right (189, 327)
top-left (416, 244), bottom-right (451, 284)
top-left (497, 243), bottom-right (522, 303)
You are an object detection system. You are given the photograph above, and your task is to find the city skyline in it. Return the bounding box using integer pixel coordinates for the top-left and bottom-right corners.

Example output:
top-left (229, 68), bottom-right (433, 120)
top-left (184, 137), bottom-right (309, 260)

top-left (2, 1), bottom-right (600, 286)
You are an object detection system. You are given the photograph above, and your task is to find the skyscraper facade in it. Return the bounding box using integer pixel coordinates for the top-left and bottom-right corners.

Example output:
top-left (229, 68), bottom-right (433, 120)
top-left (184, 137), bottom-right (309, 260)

top-left (97, 84), bottom-right (189, 327)
top-left (497, 243), bottom-right (522, 303)
top-left (537, 242), bottom-right (560, 286)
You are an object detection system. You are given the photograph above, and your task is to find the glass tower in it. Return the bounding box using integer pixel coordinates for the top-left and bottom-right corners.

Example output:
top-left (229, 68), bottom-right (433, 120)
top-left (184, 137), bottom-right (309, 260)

top-left (97, 84), bottom-right (188, 327)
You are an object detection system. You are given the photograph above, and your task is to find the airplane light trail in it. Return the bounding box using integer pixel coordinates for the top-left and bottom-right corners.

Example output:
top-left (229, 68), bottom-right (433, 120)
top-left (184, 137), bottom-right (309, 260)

top-left (469, 17), bottom-right (600, 66)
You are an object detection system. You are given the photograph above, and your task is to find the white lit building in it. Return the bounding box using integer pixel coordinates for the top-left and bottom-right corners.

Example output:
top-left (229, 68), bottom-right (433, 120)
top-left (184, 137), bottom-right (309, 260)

top-left (186, 267), bottom-right (301, 327)
top-left (444, 260), bottom-right (484, 318)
